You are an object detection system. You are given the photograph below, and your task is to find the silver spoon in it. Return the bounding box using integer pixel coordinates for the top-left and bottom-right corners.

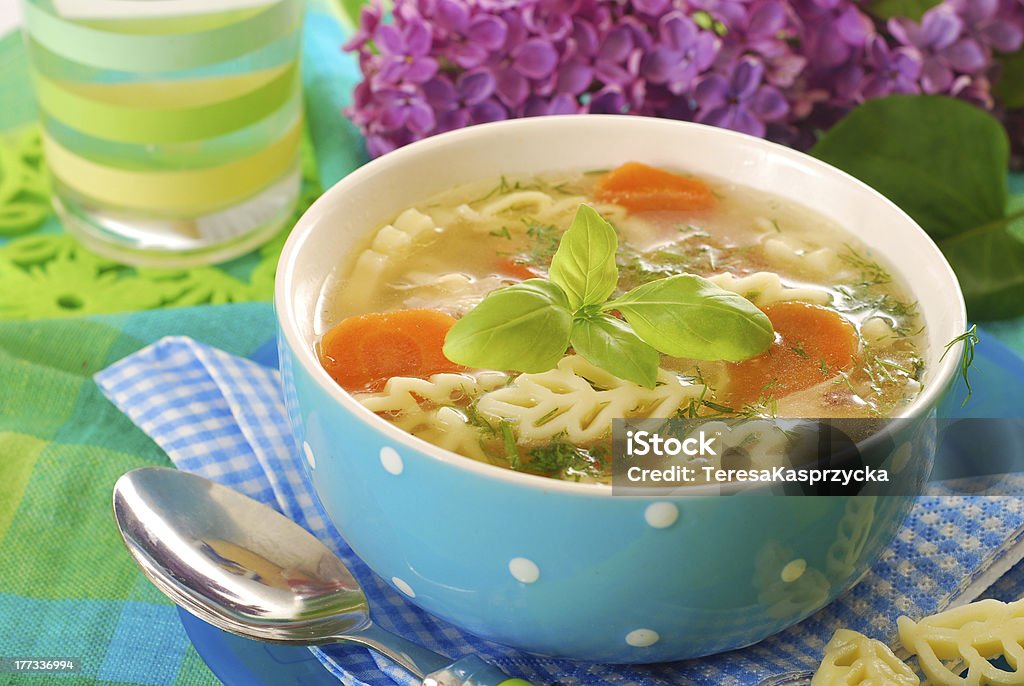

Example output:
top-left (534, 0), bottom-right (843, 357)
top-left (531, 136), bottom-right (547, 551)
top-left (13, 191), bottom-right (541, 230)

top-left (113, 467), bottom-right (531, 686)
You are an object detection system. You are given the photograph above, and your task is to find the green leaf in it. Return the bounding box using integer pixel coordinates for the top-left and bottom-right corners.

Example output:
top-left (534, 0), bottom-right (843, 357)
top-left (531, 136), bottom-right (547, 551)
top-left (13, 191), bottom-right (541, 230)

top-left (940, 207), bottom-right (1024, 320)
top-left (867, 0), bottom-right (941, 20)
top-left (811, 95), bottom-right (1024, 319)
top-left (608, 274), bottom-right (773, 361)
top-left (443, 279), bottom-right (572, 372)
top-left (811, 96), bottom-right (1008, 241)
top-left (995, 52), bottom-right (1024, 109)
top-left (570, 314), bottom-right (660, 388)
top-left (549, 204), bottom-right (619, 309)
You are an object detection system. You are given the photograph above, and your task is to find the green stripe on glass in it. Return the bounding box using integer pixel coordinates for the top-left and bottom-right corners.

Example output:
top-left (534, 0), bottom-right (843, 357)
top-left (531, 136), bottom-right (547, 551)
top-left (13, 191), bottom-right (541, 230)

top-left (23, 0), bottom-right (302, 73)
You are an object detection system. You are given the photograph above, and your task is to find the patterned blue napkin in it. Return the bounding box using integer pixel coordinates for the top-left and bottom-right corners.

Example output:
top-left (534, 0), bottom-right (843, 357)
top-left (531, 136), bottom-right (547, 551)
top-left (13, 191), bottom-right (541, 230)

top-left (95, 336), bottom-right (1024, 686)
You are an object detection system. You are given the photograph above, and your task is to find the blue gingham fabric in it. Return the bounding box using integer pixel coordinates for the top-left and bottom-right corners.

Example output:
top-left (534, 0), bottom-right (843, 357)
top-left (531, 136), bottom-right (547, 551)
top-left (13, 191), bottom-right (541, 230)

top-left (95, 336), bottom-right (1024, 686)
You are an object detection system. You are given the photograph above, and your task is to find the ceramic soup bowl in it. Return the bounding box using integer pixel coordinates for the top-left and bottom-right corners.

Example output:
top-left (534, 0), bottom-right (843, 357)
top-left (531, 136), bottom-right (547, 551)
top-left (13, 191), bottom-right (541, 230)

top-left (275, 115), bottom-right (965, 663)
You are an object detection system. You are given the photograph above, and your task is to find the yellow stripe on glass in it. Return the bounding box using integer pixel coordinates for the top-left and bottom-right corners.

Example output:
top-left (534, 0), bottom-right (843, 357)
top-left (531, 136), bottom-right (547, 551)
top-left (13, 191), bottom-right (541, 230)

top-left (30, 62), bottom-right (300, 144)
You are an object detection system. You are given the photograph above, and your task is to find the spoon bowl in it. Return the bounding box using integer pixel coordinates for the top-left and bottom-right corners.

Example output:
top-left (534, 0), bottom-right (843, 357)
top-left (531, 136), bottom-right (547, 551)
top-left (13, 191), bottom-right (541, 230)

top-left (114, 467), bottom-right (369, 644)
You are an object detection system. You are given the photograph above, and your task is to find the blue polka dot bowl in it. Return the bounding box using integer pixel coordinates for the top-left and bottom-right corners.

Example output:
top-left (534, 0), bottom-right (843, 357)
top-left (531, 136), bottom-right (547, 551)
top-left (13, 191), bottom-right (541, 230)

top-left (275, 116), bottom-right (966, 663)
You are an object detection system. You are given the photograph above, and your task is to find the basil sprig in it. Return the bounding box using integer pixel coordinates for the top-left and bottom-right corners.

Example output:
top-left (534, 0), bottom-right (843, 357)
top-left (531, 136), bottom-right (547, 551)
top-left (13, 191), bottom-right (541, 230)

top-left (443, 204), bottom-right (773, 388)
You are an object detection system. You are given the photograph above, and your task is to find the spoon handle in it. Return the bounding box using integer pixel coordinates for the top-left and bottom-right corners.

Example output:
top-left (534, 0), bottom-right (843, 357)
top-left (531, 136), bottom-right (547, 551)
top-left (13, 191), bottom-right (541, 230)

top-left (343, 626), bottom-right (534, 685)
top-left (423, 655), bottom-right (534, 686)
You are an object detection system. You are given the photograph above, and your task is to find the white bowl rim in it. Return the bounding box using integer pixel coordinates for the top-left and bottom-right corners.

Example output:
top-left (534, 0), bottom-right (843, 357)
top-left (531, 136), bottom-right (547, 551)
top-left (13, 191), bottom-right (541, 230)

top-left (276, 114), bottom-right (968, 497)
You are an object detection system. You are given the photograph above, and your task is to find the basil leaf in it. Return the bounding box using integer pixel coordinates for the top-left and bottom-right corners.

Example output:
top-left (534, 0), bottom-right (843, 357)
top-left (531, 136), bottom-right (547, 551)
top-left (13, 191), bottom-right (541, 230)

top-left (867, 0), bottom-right (941, 20)
top-left (443, 279), bottom-right (572, 373)
top-left (608, 274), bottom-right (774, 361)
top-left (549, 204), bottom-right (619, 309)
top-left (570, 314), bottom-right (660, 389)
top-left (811, 95), bottom-right (1024, 319)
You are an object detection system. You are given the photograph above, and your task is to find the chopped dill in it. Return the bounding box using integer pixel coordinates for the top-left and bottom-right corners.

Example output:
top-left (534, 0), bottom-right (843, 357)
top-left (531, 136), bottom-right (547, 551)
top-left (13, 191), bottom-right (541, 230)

top-left (547, 181), bottom-right (575, 196)
top-left (834, 285), bottom-right (918, 326)
top-left (524, 218), bottom-right (562, 263)
top-left (535, 406), bottom-right (564, 425)
top-left (875, 357), bottom-right (913, 376)
top-left (740, 394), bottom-right (778, 418)
top-left (838, 244), bottom-right (892, 286)
top-left (940, 325), bottom-right (980, 407)
top-left (819, 358), bottom-right (829, 375)
top-left (500, 420), bottom-right (520, 469)
top-left (489, 226), bottom-right (512, 240)
top-left (771, 219), bottom-right (782, 233)
top-left (702, 399), bottom-right (737, 414)
top-left (469, 175), bottom-right (513, 204)
top-left (790, 342), bottom-right (808, 359)
top-left (461, 398), bottom-right (497, 435)
top-left (583, 168), bottom-right (611, 175)
top-left (499, 436), bottom-right (606, 481)
top-left (832, 370), bottom-right (856, 393)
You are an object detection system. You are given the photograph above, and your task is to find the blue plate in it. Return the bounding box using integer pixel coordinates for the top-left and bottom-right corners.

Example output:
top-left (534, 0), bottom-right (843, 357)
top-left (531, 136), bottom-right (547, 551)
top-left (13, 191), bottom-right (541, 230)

top-left (177, 608), bottom-right (339, 686)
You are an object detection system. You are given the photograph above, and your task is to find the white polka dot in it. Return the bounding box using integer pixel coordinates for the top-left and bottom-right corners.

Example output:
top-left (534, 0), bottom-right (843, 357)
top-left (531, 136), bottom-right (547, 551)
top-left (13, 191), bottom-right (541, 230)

top-left (626, 629), bottom-right (660, 647)
top-left (644, 502), bottom-right (678, 529)
top-left (302, 441), bottom-right (316, 469)
top-left (379, 446), bottom-right (404, 475)
top-left (508, 557), bottom-right (540, 584)
top-left (391, 576), bottom-right (415, 598)
top-left (781, 559), bottom-right (807, 583)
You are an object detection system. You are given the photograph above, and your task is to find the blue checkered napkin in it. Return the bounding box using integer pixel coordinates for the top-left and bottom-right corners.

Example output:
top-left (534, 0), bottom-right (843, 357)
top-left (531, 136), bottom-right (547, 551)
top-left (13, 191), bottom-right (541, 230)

top-left (96, 337), bottom-right (1024, 686)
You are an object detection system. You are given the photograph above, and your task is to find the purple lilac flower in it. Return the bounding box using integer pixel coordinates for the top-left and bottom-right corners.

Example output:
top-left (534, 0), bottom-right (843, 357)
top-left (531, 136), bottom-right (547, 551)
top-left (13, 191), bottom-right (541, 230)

top-left (558, 20), bottom-right (638, 93)
top-left (432, 0), bottom-right (508, 69)
top-left (640, 12), bottom-right (718, 95)
top-left (889, 5), bottom-right (987, 93)
top-left (951, 0), bottom-right (1024, 55)
top-left (694, 57), bottom-right (789, 137)
top-left (791, 0), bottom-right (873, 104)
top-left (862, 34), bottom-right (922, 98)
top-left (424, 71), bottom-right (508, 131)
top-left (344, 0), bottom-right (1024, 161)
top-left (374, 20), bottom-right (438, 84)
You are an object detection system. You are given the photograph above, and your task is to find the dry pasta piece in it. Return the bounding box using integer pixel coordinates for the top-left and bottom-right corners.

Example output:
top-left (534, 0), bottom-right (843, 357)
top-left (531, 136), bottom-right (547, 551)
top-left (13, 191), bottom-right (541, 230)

top-left (811, 629), bottom-right (919, 686)
top-left (898, 598), bottom-right (1024, 686)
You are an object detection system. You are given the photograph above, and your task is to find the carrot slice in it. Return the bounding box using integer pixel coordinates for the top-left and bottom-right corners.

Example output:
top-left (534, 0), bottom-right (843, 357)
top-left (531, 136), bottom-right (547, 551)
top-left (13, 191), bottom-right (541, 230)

top-left (725, 303), bottom-right (859, 408)
top-left (318, 309), bottom-right (464, 392)
top-left (496, 257), bottom-right (544, 281)
top-left (595, 162), bottom-right (717, 213)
